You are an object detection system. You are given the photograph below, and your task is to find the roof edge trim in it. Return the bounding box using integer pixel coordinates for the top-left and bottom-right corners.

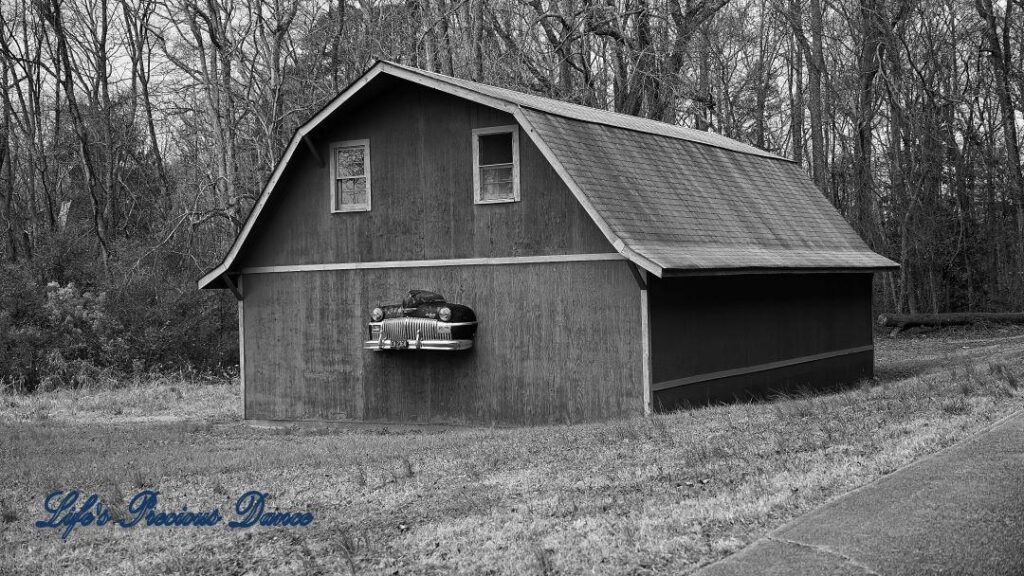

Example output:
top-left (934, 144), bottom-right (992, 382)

top-left (524, 106), bottom-right (798, 165)
top-left (660, 264), bottom-right (900, 277)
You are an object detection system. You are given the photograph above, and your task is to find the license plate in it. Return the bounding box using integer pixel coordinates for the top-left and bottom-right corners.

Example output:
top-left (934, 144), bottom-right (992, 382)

top-left (391, 340), bottom-right (409, 350)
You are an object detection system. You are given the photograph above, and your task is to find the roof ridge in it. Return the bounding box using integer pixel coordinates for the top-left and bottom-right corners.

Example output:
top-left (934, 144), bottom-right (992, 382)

top-left (381, 60), bottom-right (791, 163)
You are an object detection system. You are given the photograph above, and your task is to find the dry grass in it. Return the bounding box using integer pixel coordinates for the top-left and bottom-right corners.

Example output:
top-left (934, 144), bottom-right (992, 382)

top-left (0, 371), bottom-right (235, 424)
top-left (2, 327), bottom-right (1023, 575)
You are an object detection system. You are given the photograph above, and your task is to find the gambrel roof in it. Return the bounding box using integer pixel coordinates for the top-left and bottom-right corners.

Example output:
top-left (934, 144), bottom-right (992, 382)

top-left (199, 61), bottom-right (896, 289)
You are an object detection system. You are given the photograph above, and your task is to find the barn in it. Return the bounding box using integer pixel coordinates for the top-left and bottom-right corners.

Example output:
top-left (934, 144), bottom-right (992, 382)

top-left (198, 60), bottom-right (897, 425)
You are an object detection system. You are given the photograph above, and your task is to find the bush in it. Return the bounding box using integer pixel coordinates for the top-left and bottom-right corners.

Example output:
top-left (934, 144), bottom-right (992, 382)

top-left (0, 239), bottom-right (237, 392)
top-left (0, 264), bottom-right (48, 391)
top-left (105, 264), bottom-right (238, 373)
top-left (0, 278), bottom-right (122, 391)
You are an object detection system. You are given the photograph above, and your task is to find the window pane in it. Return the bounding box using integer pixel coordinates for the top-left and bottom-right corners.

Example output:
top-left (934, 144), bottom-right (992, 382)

top-left (338, 177), bottom-right (367, 207)
top-left (481, 165), bottom-right (513, 185)
top-left (478, 132), bottom-right (513, 165)
top-left (337, 146), bottom-right (365, 177)
top-left (481, 181), bottom-right (514, 202)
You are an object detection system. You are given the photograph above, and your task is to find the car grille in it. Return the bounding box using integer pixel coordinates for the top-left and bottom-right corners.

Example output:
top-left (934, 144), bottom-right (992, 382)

top-left (379, 317), bottom-right (450, 341)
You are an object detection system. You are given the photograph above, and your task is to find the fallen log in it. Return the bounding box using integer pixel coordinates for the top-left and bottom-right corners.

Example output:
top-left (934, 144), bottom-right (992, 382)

top-left (877, 312), bottom-right (1024, 329)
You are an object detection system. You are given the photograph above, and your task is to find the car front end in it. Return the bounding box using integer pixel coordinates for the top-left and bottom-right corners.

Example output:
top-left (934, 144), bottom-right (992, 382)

top-left (364, 294), bottom-right (477, 351)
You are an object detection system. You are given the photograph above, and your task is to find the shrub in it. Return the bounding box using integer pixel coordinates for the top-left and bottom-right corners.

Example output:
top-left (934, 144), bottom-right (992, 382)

top-left (0, 240), bottom-right (237, 391)
top-left (105, 256), bottom-right (238, 373)
top-left (44, 282), bottom-right (127, 361)
top-left (0, 264), bottom-right (48, 392)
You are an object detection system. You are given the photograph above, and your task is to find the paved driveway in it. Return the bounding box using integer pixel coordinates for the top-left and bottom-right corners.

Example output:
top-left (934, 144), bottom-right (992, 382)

top-left (696, 411), bottom-right (1024, 576)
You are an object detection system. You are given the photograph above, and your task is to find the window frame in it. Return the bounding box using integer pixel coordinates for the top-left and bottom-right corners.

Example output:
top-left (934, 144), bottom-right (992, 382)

top-left (330, 139), bottom-right (372, 213)
top-left (472, 125), bottom-right (520, 204)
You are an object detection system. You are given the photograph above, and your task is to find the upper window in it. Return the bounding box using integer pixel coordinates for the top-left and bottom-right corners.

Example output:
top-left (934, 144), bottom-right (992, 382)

top-left (330, 140), bottom-right (371, 212)
top-left (472, 126), bottom-right (520, 204)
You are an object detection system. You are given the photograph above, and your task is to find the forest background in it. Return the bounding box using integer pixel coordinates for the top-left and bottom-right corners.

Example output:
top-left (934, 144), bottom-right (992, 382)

top-left (1, 0), bottom-right (1021, 389)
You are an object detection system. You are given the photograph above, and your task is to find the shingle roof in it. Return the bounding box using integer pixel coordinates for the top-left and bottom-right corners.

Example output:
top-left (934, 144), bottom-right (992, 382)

top-left (519, 110), bottom-right (896, 272)
top-left (199, 61), bottom-right (895, 289)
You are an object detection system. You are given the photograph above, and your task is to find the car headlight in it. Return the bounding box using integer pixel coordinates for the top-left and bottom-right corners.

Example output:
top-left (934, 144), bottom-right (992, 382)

top-left (371, 307), bottom-right (384, 322)
top-left (438, 307), bottom-right (451, 322)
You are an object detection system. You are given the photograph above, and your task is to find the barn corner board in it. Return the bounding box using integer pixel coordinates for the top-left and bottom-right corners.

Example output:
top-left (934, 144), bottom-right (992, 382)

top-left (199, 60), bottom-right (898, 424)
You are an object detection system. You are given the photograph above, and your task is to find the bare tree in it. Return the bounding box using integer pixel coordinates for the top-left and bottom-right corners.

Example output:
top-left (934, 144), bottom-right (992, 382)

top-left (976, 0), bottom-right (1024, 277)
top-left (36, 0), bottom-right (112, 266)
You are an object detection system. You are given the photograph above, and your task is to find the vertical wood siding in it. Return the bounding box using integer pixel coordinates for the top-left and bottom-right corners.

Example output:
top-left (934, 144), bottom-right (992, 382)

top-left (236, 83), bottom-right (612, 268)
top-left (238, 276), bottom-right (246, 419)
top-left (242, 260), bottom-right (643, 424)
top-left (648, 273), bottom-right (874, 408)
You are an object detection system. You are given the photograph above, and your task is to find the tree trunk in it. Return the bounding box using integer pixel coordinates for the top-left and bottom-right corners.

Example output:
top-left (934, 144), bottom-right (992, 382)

top-left (788, 0), bottom-right (804, 164)
top-left (853, 0), bottom-right (885, 244)
top-left (37, 0), bottom-right (110, 267)
top-left (878, 312), bottom-right (1024, 329)
top-left (125, 0), bottom-right (172, 214)
top-left (471, 0), bottom-right (484, 81)
top-left (808, 0), bottom-right (826, 190)
top-left (1, 49), bottom-right (16, 262)
top-left (330, 0), bottom-right (346, 91)
top-left (695, 27), bottom-right (711, 130)
top-left (976, 0), bottom-right (1024, 303)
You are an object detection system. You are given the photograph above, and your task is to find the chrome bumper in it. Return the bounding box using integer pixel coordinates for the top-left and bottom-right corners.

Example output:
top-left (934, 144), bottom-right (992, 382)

top-left (364, 338), bottom-right (473, 351)
top-left (365, 319), bottom-right (475, 351)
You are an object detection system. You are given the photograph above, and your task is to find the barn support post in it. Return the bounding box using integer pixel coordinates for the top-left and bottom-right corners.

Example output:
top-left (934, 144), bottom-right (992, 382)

top-left (237, 275), bottom-right (246, 419)
top-left (626, 261), bottom-right (652, 415)
top-left (223, 273), bottom-right (243, 301)
top-left (639, 277), bottom-right (652, 416)
top-left (627, 261), bottom-right (648, 290)
top-left (641, 289), bottom-right (652, 415)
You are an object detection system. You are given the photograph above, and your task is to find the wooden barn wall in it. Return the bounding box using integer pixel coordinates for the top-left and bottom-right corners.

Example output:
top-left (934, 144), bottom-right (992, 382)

top-left (241, 260), bottom-right (643, 424)
top-left (236, 84), bottom-right (612, 268)
top-left (649, 273), bottom-right (874, 409)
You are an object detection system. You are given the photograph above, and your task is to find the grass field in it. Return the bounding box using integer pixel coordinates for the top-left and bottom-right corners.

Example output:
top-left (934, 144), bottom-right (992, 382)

top-left (2, 327), bottom-right (1023, 575)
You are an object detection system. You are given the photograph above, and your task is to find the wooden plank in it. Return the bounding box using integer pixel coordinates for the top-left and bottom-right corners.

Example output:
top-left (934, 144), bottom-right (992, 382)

top-left (661, 266), bottom-right (897, 276)
top-left (627, 262), bottom-right (647, 289)
top-left (651, 345), bottom-right (875, 392)
top-left (640, 288), bottom-right (652, 415)
top-left (223, 274), bottom-right (242, 300)
top-left (654, 350), bottom-right (873, 409)
top-left (241, 253), bottom-right (624, 274)
top-left (238, 275), bottom-right (245, 419)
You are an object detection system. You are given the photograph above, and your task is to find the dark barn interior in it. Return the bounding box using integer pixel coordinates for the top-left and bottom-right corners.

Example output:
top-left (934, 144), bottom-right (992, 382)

top-left (649, 273), bottom-right (874, 409)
